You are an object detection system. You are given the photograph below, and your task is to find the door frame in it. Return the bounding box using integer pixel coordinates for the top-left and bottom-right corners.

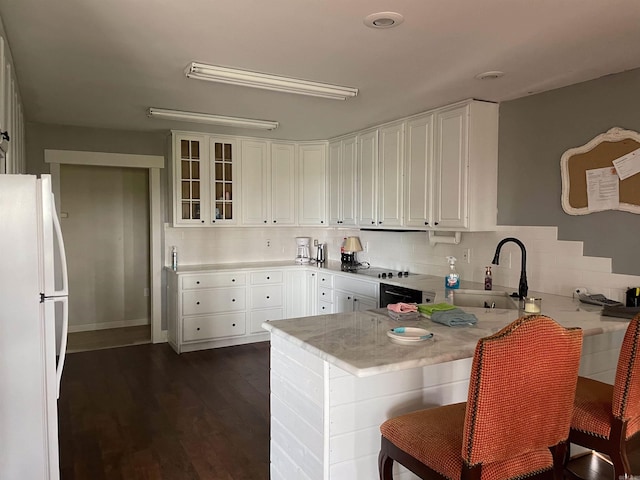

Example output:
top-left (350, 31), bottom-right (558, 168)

top-left (45, 150), bottom-right (164, 343)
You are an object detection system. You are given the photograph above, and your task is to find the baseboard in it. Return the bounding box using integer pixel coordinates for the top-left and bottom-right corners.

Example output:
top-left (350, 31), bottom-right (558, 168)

top-left (68, 318), bottom-right (150, 333)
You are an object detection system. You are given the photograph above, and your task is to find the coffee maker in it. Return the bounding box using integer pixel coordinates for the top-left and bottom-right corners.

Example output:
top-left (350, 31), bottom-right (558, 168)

top-left (295, 237), bottom-right (311, 263)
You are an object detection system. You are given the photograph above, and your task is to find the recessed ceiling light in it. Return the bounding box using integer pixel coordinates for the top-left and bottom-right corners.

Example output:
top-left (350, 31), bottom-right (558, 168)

top-left (475, 71), bottom-right (505, 80)
top-left (364, 12), bottom-right (404, 29)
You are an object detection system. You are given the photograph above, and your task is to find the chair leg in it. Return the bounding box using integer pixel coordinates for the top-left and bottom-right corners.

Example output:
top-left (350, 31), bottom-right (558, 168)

top-left (610, 418), bottom-right (631, 479)
top-left (549, 441), bottom-right (568, 480)
top-left (379, 449), bottom-right (394, 480)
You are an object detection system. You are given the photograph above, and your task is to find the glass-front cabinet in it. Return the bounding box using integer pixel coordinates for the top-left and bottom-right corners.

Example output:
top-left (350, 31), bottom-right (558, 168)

top-left (210, 137), bottom-right (236, 224)
top-left (175, 133), bottom-right (209, 225)
top-left (172, 132), bottom-right (237, 226)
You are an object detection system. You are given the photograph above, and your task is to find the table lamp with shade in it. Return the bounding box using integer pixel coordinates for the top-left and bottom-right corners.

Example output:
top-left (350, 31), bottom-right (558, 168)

top-left (341, 236), bottom-right (363, 271)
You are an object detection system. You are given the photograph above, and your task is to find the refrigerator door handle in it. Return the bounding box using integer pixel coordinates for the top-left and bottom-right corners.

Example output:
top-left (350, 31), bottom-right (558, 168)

top-left (51, 193), bottom-right (69, 297)
top-left (55, 296), bottom-right (68, 399)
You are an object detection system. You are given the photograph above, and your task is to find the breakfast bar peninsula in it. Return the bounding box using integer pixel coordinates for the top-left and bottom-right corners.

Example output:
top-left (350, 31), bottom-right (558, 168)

top-left (263, 293), bottom-right (629, 480)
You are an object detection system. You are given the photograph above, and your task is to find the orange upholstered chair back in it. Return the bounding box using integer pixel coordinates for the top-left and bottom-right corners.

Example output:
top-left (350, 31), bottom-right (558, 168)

top-left (612, 315), bottom-right (640, 422)
top-left (462, 315), bottom-right (583, 466)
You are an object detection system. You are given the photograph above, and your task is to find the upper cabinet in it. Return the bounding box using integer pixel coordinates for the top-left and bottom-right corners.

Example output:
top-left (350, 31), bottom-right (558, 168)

top-left (169, 99), bottom-right (497, 230)
top-left (328, 135), bottom-right (357, 226)
top-left (432, 101), bottom-right (498, 231)
top-left (298, 143), bottom-right (327, 226)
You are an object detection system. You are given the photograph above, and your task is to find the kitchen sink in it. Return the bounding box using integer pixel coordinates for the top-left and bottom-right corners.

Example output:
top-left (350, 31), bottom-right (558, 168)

top-left (448, 289), bottom-right (520, 310)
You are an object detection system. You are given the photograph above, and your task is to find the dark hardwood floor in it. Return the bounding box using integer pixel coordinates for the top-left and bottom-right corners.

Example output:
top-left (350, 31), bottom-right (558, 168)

top-left (58, 341), bottom-right (640, 479)
top-left (58, 342), bottom-right (270, 479)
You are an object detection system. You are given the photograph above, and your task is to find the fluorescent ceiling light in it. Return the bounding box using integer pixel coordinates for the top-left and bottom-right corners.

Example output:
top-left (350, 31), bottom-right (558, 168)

top-left (147, 108), bottom-right (279, 130)
top-left (185, 62), bottom-right (358, 100)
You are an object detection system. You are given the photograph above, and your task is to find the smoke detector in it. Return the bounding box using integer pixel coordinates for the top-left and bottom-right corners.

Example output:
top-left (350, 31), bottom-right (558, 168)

top-left (364, 12), bottom-right (404, 29)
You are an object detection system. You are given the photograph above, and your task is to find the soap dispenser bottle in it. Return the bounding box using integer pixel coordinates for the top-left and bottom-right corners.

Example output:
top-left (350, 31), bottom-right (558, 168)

top-left (484, 266), bottom-right (492, 290)
top-left (445, 256), bottom-right (460, 289)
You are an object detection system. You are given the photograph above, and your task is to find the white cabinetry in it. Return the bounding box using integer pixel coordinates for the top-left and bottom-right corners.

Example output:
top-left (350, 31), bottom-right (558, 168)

top-left (167, 270), bottom-right (253, 353)
top-left (333, 274), bottom-right (378, 313)
top-left (377, 122), bottom-right (404, 227)
top-left (171, 133), bottom-right (238, 226)
top-left (404, 113), bottom-right (434, 228)
top-left (432, 101), bottom-right (498, 230)
top-left (285, 269), bottom-right (318, 318)
top-left (357, 130), bottom-right (378, 227)
top-left (298, 143), bottom-right (327, 226)
top-left (249, 270), bottom-right (285, 334)
top-left (328, 136), bottom-right (357, 226)
top-left (317, 272), bottom-right (334, 314)
top-left (241, 140), bottom-right (295, 226)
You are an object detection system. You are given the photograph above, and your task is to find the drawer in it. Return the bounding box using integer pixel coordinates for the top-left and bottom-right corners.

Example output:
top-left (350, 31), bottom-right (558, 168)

top-left (318, 287), bottom-right (333, 303)
top-left (182, 287), bottom-right (246, 315)
top-left (183, 313), bottom-right (246, 341)
top-left (251, 285), bottom-right (283, 309)
top-left (250, 270), bottom-right (283, 285)
top-left (182, 273), bottom-right (246, 289)
top-left (318, 273), bottom-right (333, 287)
top-left (334, 275), bottom-right (378, 298)
top-left (249, 308), bottom-right (283, 334)
top-left (318, 301), bottom-right (333, 314)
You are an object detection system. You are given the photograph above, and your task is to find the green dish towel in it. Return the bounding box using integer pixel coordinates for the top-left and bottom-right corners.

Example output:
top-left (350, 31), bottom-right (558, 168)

top-left (417, 303), bottom-right (457, 316)
top-left (430, 308), bottom-right (478, 327)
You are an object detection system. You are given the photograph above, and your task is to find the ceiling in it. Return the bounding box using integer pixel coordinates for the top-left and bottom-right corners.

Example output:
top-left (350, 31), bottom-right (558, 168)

top-left (1, 0), bottom-right (639, 141)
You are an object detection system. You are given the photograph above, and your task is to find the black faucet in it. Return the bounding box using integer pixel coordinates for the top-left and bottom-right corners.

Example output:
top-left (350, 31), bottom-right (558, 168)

top-left (491, 237), bottom-right (528, 299)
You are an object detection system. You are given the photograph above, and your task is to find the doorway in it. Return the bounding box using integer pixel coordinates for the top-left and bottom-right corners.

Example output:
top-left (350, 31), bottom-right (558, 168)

top-left (45, 149), bottom-right (164, 346)
top-left (60, 164), bottom-right (151, 351)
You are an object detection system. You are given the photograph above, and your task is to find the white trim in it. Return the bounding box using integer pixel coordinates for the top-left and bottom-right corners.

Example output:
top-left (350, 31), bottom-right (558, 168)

top-left (44, 149), bottom-right (164, 169)
top-left (68, 318), bottom-right (150, 333)
top-left (46, 150), bottom-right (166, 344)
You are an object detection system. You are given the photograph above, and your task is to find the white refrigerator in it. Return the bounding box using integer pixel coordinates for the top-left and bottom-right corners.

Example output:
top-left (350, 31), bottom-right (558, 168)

top-left (0, 174), bottom-right (68, 480)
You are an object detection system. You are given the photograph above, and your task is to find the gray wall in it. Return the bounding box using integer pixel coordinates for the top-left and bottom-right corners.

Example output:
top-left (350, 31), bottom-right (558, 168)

top-left (497, 68), bottom-right (640, 275)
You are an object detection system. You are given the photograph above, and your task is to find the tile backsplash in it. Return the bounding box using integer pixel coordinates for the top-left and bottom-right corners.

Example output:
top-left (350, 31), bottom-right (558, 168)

top-left (164, 224), bottom-right (640, 303)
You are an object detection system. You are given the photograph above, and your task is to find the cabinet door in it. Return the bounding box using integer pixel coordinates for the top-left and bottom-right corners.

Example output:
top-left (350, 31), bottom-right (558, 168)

top-left (334, 291), bottom-right (354, 313)
top-left (328, 140), bottom-right (342, 226)
top-left (270, 143), bottom-right (296, 225)
top-left (358, 130), bottom-right (378, 226)
top-left (241, 139), bottom-right (269, 225)
top-left (434, 105), bottom-right (469, 229)
top-left (298, 143), bottom-right (327, 226)
top-left (285, 269), bottom-right (310, 318)
top-left (173, 133), bottom-right (209, 225)
top-left (378, 123), bottom-right (404, 227)
top-left (210, 138), bottom-right (237, 224)
top-left (353, 296), bottom-right (377, 312)
top-left (405, 114), bottom-right (434, 228)
top-left (341, 136), bottom-right (358, 226)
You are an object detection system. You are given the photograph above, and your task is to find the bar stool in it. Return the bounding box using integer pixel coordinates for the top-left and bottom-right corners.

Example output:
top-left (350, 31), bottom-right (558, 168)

top-left (379, 315), bottom-right (583, 480)
top-left (566, 314), bottom-right (640, 479)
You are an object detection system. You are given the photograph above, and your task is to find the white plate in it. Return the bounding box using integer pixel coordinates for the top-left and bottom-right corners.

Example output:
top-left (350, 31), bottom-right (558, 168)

top-left (387, 327), bottom-right (434, 345)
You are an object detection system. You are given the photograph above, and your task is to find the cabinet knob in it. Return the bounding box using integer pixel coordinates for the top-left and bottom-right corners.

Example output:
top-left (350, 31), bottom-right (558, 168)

top-left (232, 279), bottom-right (235, 282)
top-left (322, 292), bottom-right (325, 296)
top-left (201, 220), bottom-right (205, 223)
top-left (196, 281), bottom-right (200, 284)
top-left (232, 323), bottom-right (236, 327)
top-left (266, 296), bottom-right (270, 299)
top-left (273, 220), bottom-right (277, 223)
top-left (424, 221), bottom-right (429, 226)
top-left (354, 298), bottom-right (358, 302)
top-left (434, 222), bottom-right (439, 226)
top-left (371, 221), bottom-right (375, 224)
top-left (347, 296), bottom-right (352, 300)
top-left (196, 301), bottom-right (200, 305)
top-left (320, 221), bottom-right (324, 224)
top-left (232, 299), bottom-right (236, 302)
top-left (264, 220), bottom-right (267, 223)
top-left (197, 327), bottom-right (200, 331)
top-left (267, 276), bottom-right (270, 280)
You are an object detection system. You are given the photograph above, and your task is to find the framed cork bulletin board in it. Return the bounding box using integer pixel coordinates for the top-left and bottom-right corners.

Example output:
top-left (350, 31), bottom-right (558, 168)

top-left (561, 127), bottom-right (640, 215)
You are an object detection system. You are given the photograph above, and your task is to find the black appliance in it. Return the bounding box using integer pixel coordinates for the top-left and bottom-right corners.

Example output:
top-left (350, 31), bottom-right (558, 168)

top-left (627, 287), bottom-right (640, 307)
top-left (379, 283), bottom-right (435, 308)
top-left (341, 252), bottom-right (357, 271)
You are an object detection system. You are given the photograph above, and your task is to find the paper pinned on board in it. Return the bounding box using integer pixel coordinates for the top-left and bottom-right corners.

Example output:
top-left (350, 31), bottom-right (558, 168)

top-left (612, 147), bottom-right (640, 180)
top-left (586, 166), bottom-right (619, 212)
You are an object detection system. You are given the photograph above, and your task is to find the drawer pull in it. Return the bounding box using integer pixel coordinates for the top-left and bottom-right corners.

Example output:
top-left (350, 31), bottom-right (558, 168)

top-left (197, 327), bottom-right (200, 331)
top-left (232, 323), bottom-right (236, 327)
top-left (232, 299), bottom-right (236, 302)
top-left (196, 301), bottom-right (200, 305)
top-left (232, 278), bottom-right (236, 282)
top-left (322, 292), bottom-right (325, 296)
top-left (266, 296), bottom-right (270, 299)
top-left (196, 281), bottom-right (200, 284)
top-left (267, 276), bottom-right (270, 280)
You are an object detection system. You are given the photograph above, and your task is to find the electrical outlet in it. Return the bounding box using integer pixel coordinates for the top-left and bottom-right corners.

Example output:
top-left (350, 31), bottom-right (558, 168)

top-left (266, 239), bottom-right (271, 248)
top-left (313, 239), bottom-right (318, 247)
top-left (574, 287), bottom-right (588, 296)
top-left (144, 287), bottom-right (149, 297)
top-left (364, 241), bottom-right (369, 253)
top-left (462, 248), bottom-right (471, 263)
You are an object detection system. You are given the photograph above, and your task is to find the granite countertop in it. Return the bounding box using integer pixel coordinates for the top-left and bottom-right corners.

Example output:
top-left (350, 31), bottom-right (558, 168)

top-left (263, 298), bottom-right (627, 378)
